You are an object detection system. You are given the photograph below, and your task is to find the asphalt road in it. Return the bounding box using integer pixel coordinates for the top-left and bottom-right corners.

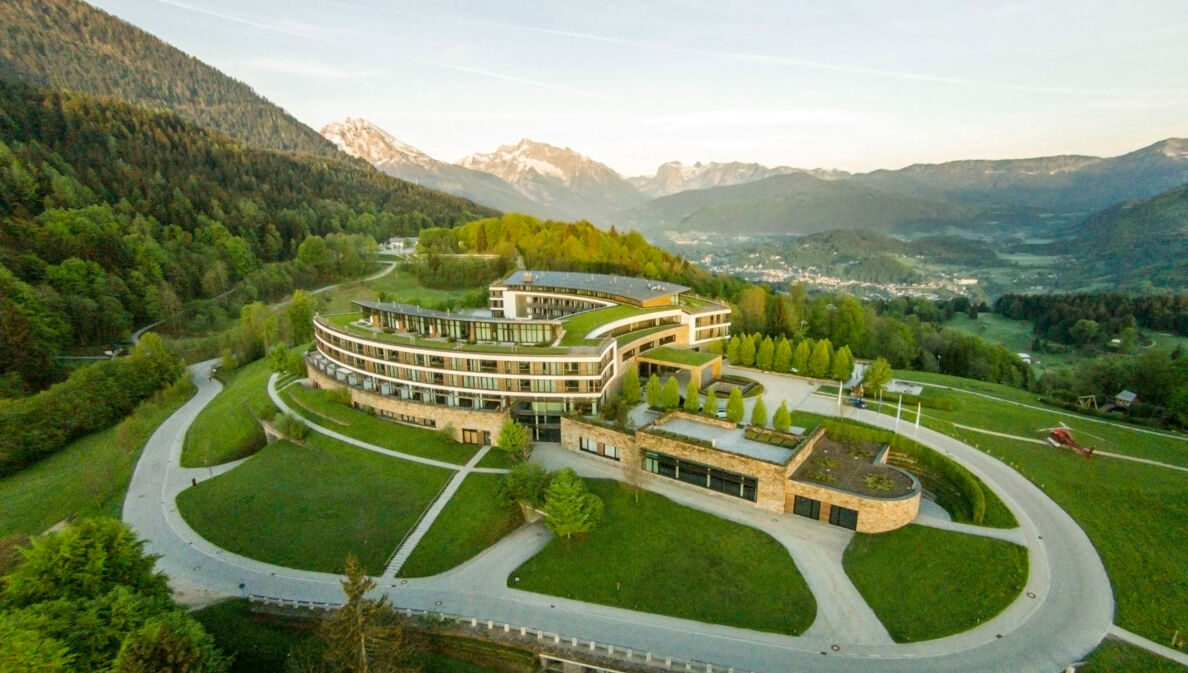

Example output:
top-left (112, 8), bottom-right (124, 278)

top-left (124, 362), bottom-right (1115, 673)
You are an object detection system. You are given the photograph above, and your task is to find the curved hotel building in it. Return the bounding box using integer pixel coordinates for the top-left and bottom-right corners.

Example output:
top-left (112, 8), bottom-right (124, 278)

top-left (309, 270), bottom-right (731, 442)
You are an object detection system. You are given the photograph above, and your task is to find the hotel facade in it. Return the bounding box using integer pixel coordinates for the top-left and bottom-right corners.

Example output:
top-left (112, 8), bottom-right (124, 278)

top-left (308, 270), bottom-right (731, 442)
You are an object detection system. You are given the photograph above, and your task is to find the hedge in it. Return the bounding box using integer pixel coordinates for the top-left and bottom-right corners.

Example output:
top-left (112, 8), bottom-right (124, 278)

top-left (822, 419), bottom-right (986, 524)
top-left (0, 334), bottom-right (184, 476)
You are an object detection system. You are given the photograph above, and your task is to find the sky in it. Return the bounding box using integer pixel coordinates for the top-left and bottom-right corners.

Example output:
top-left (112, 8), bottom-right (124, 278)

top-left (90, 0), bottom-right (1188, 176)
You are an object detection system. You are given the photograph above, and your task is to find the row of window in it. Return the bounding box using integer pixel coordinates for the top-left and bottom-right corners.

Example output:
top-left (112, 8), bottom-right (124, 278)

top-left (499, 284), bottom-right (678, 308)
top-left (695, 313), bottom-right (730, 327)
top-left (642, 450), bottom-right (758, 501)
top-left (318, 342), bottom-right (605, 395)
top-left (317, 325), bottom-right (605, 376)
top-left (368, 405), bottom-right (437, 428)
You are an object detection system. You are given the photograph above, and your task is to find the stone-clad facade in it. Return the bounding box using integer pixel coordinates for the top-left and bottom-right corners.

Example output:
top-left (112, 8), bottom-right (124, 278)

top-left (560, 413), bottom-right (921, 533)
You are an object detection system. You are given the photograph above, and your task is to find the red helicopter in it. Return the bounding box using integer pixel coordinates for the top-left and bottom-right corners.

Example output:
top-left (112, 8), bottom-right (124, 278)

top-left (1036, 422), bottom-right (1100, 458)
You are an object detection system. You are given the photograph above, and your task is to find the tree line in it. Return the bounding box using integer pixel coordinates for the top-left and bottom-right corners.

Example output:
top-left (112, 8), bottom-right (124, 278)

top-left (995, 292), bottom-right (1188, 344)
top-left (0, 76), bottom-right (494, 393)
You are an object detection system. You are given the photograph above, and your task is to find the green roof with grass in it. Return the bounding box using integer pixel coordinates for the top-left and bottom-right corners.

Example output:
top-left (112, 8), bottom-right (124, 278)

top-left (638, 346), bottom-right (719, 367)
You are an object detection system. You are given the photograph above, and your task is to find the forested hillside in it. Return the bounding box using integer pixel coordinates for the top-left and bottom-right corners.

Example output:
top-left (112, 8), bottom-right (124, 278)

top-left (418, 214), bottom-right (748, 298)
top-left (0, 0), bottom-right (341, 158)
top-left (1058, 182), bottom-right (1188, 290)
top-left (0, 77), bottom-right (495, 393)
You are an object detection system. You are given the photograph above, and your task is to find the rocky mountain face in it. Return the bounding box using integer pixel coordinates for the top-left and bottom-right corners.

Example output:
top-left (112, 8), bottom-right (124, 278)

top-left (459, 139), bottom-right (646, 221)
top-left (854, 139), bottom-right (1188, 212)
top-left (321, 119), bottom-right (562, 219)
top-left (629, 161), bottom-right (848, 198)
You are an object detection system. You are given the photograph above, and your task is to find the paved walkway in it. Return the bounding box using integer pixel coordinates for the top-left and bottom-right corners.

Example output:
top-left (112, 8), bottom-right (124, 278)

top-left (123, 361), bottom-right (1124, 673)
top-left (384, 445), bottom-right (496, 578)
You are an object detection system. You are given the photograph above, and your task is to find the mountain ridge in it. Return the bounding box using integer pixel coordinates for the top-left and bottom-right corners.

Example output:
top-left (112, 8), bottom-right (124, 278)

top-left (321, 118), bottom-right (562, 219)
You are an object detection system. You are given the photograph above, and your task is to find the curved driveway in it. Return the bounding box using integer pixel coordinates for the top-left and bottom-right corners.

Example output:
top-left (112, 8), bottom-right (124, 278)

top-left (125, 362), bottom-right (1113, 673)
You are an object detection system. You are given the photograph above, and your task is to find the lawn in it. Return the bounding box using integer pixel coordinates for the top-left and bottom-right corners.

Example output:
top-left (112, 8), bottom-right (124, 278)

top-left (315, 267), bottom-right (478, 314)
top-left (177, 434), bottom-right (452, 574)
top-left (0, 377), bottom-right (196, 538)
top-left (638, 346), bottom-right (718, 367)
top-left (511, 481), bottom-right (816, 635)
top-left (787, 410), bottom-right (823, 433)
top-left (559, 304), bottom-right (659, 345)
top-left (280, 384), bottom-right (480, 465)
top-left (182, 356), bottom-right (279, 467)
top-left (947, 429), bottom-right (1187, 652)
top-left (1077, 638), bottom-right (1186, 673)
top-left (872, 370), bottom-right (1188, 467)
top-left (843, 524), bottom-right (1028, 642)
top-left (399, 473), bottom-right (520, 577)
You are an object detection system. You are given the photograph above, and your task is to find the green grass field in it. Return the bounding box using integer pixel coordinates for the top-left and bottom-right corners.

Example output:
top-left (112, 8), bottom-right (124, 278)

top-left (881, 370), bottom-right (1187, 466)
top-left (315, 268), bottom-right (477, 314)
top-left (1077, 638), bottom-right (1187, 673)
top-left (399, 473), bottom-right (520, 577)
top-left (182, 356), bottom-right (278, 467)
top-left (948, 429), bottom-right (1187, 651)
top-left (177, 434), bottom-right (452, 574)
top-left (0, 378), bottom-right (196, 538)
top-left (280, 384), bottom-right (479, 464)
top-left (843, 524), bottom-right (1028, 642)
top-left (512, 480), bottom-right (816, 635)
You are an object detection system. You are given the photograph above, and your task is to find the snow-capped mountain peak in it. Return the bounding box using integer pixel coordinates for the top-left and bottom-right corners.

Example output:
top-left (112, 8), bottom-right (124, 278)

top-left (319, 117), bottom-right (435, 170)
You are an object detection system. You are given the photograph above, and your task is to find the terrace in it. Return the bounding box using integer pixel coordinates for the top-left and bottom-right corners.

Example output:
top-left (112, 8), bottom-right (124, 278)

top-left (648, 415), bottom-right (802, 465)
top-left (316, 313), bottom-right (603, 355)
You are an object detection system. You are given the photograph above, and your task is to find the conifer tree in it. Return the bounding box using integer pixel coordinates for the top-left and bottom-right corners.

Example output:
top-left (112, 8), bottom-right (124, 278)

top-left (543, 468), bottom-right (604, 539)
top-left (660, 376), bottom-right (680, 409)
top-left (645, 374), bottom-right (661, 408)
top-left (807, 338), bottom-right (833, 378)
top-left (756, 336), bottom-right (775, 370)
top-left (831, 345), bottom-right (855, 382)
top-left (773, 338), bottom-right (792, 373)
top-left (773, 401), bottom-right (791, 432)
top-left (622, 366), bottom-right (641, 405)
top-left (738, 336), bottom-right (757, 367)
top-left (751, 396), bottom-right (768, 427)
top-left (683, 379), bottom-right (701, 412)
top-left (726, 335), bottom-right (740, 363)
top-left (792, 339), bottom-right (812, 374)
top-left (702, 388), bottom-right (719, 417)
top-left (320, 555), bottom-right (409, 673)
top-left (725, 387), bottom-right (745, 423)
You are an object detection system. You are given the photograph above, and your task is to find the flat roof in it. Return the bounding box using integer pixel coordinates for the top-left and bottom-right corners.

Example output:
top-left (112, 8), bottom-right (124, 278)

top-left (494, 270), bottom-right (689, 303)
top-left (355, 300), bottom-right (560, 326)
top-left (656, 417), bottom-right (796, 465)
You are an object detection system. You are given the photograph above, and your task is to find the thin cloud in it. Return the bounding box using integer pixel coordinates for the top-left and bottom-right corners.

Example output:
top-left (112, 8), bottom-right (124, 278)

top-left (410, 60), bottom-right (598, 98)
top-left (336, 2), bottom-right (1188, 99)
top-left (147, 0), bottom-right (348, 46)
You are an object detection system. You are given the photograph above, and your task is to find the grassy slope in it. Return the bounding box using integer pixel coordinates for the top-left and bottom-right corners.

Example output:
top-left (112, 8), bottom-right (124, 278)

top-left (950, 429), bottom-right (1187, 650)
top-left (399, 473), bottom-right (520, 577)
top-left (512, 481), bottom-right (816, 635)
top-left (885, 371), bottom-right (1187, 466)
top-left (281, 385), bottom-right (479, 464)
top-left (177, 434), bottom-right (452, 574)
top-left (182, 356), bottom-right (277, 467)
top-left (315, 268), bottom-right (475, 314)
top-left (0, 378), bottom-right (195, 538)
top-left (843, 524), bottom-right (1027, 642)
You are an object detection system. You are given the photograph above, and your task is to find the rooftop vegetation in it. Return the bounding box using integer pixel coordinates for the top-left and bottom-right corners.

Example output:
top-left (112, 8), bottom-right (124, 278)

top-left (638, 346), bottom-right (719, 367)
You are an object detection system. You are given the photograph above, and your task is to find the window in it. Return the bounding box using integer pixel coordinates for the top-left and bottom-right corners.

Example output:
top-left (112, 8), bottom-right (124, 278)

top-left (828, 505), bottom-right (859, 530)
top-left (793, 495), bottom-right (821, 520)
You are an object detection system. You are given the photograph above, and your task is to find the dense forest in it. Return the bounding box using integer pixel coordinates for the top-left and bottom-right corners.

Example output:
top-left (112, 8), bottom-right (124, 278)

top-left (0, 77), bottom-right (495, 393)
top-left (0, 0), bottom-right (341, 158)
top-left (995, 293), bottom-right (1188, 343)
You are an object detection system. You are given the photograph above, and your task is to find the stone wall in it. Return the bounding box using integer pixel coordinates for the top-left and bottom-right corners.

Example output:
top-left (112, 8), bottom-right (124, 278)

top-left (560, 418), bottom-right (640, 473)
top-left (635, 431), bottom-right (788, 512)
top-left (784, 471), bottom-right (920, 534)
top-left (308, 366), bottom-right (507, 444)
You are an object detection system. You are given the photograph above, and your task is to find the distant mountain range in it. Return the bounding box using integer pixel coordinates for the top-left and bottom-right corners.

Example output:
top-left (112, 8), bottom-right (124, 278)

top-left (323, 117), bottom-right (1188, 242)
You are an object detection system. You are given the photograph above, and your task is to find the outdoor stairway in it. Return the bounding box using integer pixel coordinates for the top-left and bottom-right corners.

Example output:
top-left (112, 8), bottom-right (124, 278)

top-left (383, 445), bottom-right (493, 578)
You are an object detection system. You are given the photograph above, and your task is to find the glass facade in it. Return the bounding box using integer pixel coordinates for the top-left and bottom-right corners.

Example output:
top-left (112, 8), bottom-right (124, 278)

top-left (642, 450), bottom-right (757, 501)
